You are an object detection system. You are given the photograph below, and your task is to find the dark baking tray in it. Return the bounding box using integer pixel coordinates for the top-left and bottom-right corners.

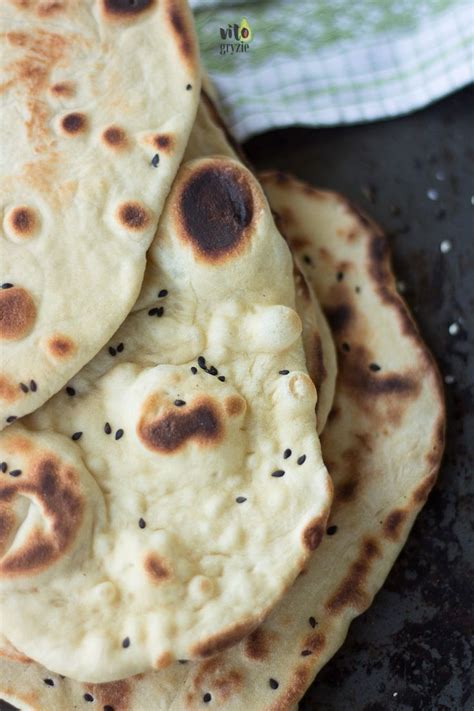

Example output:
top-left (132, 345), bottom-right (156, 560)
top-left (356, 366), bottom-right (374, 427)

top-left (245, 85), bottom-right (474, 711)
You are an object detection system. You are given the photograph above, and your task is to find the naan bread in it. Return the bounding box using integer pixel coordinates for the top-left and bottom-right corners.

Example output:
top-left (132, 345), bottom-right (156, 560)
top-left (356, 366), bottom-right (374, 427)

top-left (0, 0), bottom-right (200, 427)
top-left (0, 175), bottom-right (444, 710)
top-left (0, 158), bottom-right (332, 683)
top-left (185, 95), bottom-right (337, 434)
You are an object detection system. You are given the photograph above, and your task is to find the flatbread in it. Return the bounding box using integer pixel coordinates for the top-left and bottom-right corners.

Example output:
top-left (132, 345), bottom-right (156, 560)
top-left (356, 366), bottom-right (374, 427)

top-left (0, 158), bottom-right (332, 683)
top-left (185, 96), bottom-right (337, 434)
top-left (0, 174), bottom-right (444, 709)
top-left (0, 0), bottom-right (200, 427)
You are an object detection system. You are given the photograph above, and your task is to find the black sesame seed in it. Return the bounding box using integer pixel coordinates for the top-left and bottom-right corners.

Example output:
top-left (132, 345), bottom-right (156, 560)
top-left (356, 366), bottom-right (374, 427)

top-left (191, 366), bottom-right (198, 374)
top-left (186, 83), bottom-right (192, 90)
top-left (156, 306), bottom-right (164, 317)
top-left (208, 366), bottom-right (218, 376)
top-left (43, 678), bottom-right (55, 686)
top-left (279, 369), bottom-right (289, 375)
top-left (9, 469), bottom-right (22, 477)
top-left (198, 356), bottom-right (206, 369)
top-left (30, 379), bottom-right (37, 392)
top-left (355, 286), bottom-right (361, 293)
top-left (115, 429), bottom-right (124, 440)
top-left (19, 382), bottom-right (29, 393)
top-left (138, 518), bottom-right (146, 529)
top-left (336, 271), bottom-right (344, 281)
top-left (174, 399), bottom-right (186, 407)
top-left (297, 454), bottom-right (306, 465)
top-left (1, 283), bottom-right (13, 289)
top-left (327, 525), bottom-right (338, 535)
top-left (117, 343), bottom-right (124, 353)
top-left (151, 153), bottom-right (160, 167)
top-left (309, 616), bottom-right (316, 628)
top-left (301, 649), bottom-right (312, 656)
top-left (122, 637), bottom-right (130, 648)
top-left (158, 289), bottom-right (168, 298)
top-left (104, 422), bottom-right (112, 435)
top-left (84, 693), bottom-right (94, 702)
top-left (303, 254), bottom-right (312, 265)
top-left (178, 659), bottom-right (188, 664)
top-left (269, 678), bottom-right (279, 690)
top-left (271, 470), bottom-right (285, 478)
top-left (6, 416), bottom-right (16, 423)
top-left (0, 462), bottom-right (7, 473)
top-left (66, 386), bottom-right (75, 396)
top-left (369, 363), bottom-right (381, 372)
top-left (103, 706), bottom-right (115, 711)
top-left (283, 448), bottom-right (292, 459)
top-left (203, 693), bottom-right (211, 703)
top-left (148, 307), bottom-right (159, 316)
top-left (108, 346), bottom-right (116, 357)
top-left (235, 496), bottom-right (247, 504)
top-left (71, 431), bottom-right (83, 441)
top-left (342, 342), bottom-right (350, 352)
top-left (217, 375), bottom-right (225, 382)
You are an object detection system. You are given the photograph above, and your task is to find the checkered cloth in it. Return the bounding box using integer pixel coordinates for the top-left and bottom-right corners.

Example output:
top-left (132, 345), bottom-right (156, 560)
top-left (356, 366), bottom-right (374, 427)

top-left (190, 0), bottom-right (474, 140)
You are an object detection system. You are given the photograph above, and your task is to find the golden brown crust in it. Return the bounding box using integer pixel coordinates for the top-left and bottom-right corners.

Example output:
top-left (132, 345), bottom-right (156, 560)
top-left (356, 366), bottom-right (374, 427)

top-left (151, 133), bottom-right (174, 152)
top-left (325, 537), bottom-right (382, 614)
top-left (331, 435), bottom-right (373, 505)
top-left (60, 112), bottom-right (87, 135)
top-left (412, 470), bottom-right (438, 505)
top-left (300, 630), bottom-right (326, 657)
top-left (243, 628), bottom-right (271, 661)
top-left (5, 206), bottom-right (38, 239)
top-left (0, 454), bottom-right (84, 577)
top-left (2, 29), bottom-right (67, 149)
top-left (267, 667), bottom-right (310, 711)
top-left (116, 201), bottom-right (150, 231)
top-left (166, 0), bottom-right (196, 63)
top-left (186, 658), bottom-right (244, 707)
top-left (84, 678), bottom-right (131, 711)
top-left (46, 334), bottom-right (76, 359)
top-left (224, 395), bottom-right (246, 417)
top-left (0, 287), bottom-right (36, 341)
top-left (302, 513), bottom-right (328, 552)
top-left (190, 619), bottom-right (260, 659)
top-left (144, 553), bottom-right (171, 583)
top-left (153, 651), bottom-right (172, 670)
top-left (383, 508), bottom-right (408, 541)
top-left (137, 396), bottom-right (224, 454)
top-left (102, 126), bottom-right (129, 150)
top-left (49, 80), bottom-right (75, 97)
top-left (0, 376), bottom-right (20, 404)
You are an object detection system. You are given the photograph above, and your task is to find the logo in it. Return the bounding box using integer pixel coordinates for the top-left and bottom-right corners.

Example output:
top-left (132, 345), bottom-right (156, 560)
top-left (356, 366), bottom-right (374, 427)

top-left (219, 17), bottom-right (252, 55)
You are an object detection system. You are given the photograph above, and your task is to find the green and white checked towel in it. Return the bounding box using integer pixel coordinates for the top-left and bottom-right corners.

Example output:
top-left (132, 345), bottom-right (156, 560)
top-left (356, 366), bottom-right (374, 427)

top-left (190, 0), bottom-right (474, 140)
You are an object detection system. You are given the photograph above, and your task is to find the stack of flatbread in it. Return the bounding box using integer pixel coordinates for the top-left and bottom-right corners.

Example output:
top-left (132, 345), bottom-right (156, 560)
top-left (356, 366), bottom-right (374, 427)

top-left (0, 3), bottom-right (445, 709)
